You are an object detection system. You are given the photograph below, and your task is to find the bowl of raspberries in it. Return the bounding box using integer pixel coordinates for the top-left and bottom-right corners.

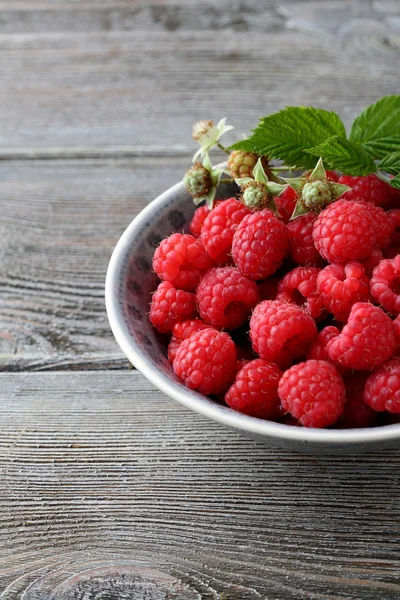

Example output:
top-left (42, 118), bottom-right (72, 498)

top-left (106, 101), bottom-right (400, 453)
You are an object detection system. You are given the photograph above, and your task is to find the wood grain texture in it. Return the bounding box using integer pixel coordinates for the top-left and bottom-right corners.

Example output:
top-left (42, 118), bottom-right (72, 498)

top-left (1, 371), bottom-right (400, 599)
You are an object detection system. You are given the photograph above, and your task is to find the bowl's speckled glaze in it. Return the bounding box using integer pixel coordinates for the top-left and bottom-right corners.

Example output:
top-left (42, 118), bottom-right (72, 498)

top-left (105, 179), bottom-right (400, 454)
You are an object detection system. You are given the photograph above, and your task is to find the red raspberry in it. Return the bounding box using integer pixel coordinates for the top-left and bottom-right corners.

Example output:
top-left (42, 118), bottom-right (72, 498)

top-left (149, 281), bottom-right (197, 333)
top-left (339, 372), bottom-right (377, 428)
top-left (201, 198), bottom-right (251, 265)
top-left (389, 184), bottom-right (400, 209)
top-left (361, 247), bottom-right (383, 276)
top-left (338, 174), bottom-right (391, 206)
top-left (370, 255), bottom-right (400, 315)
top-left (276, 266), bottom-right (324, 319)
top-left (276, 186), bottom-right (297, 223)
top-left (306, 325), bottom-right (340, 362)
top-left (325, 170), bottom-right (339, 182)
top-left (235, 358), bottom-right (250, 374)
top-left (364, 359), bottom-right (400, 413)
top-left (225, 359), bottom-right (282, 419)
top-left (173, 328), bottom-right (237, 395)
top-left (258, 277), bottom-right (280, 301)
top-left (167, 319), bottom-right (212, 362)
top-left (189, 204), bottom-right (210, 237)
top-left (232, 209), bottom-right (289, 280)
top-left (196, 267), bottom-right (260, 330)
top-left (317, 262), bottom-right (370, 322)
top-left (394, 314), bottom-right (400, 350)
top-left (388, 209), bottom-right (400, 246)
top-left (287, 213), bottom-right (324, 267)
top-left (278, 360), bottom-right (345, 428)
top-left (313, 200), bottom-right (376, 263)
top-left (327, 302), bottom-right (395, 370)
top-left (153, 233), bottom-right (213, 291)
top-left (356, 200), bottom-right (392, 249)
top-left (249, 300), bottom-right (317, 369)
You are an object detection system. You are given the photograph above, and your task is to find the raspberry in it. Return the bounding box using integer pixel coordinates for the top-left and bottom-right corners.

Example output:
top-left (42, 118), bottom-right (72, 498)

top-left (370, 255), bottom-right (400, 315)
top-left (258, 277), bottom-right (280, 301)
top-left (338, 174), bottom-right (391, 206)
top-left (196, 267), bottom-right (260, 330)
top-left (276, 186), bottom-right (297, 223)
top-left (394, 314), bottom-right (400, 350)
top-left (388, 209), bottom-right (400, 246)
top-left (227, 150), bottom-right (258, 179)
top-left (389, 183), bottom-right (400, 209)
top-left (361, 247), bottom-right (383, 276)
top-left (364, 359), bottom-right (400, 413)
top-left (189, 204), bottom-right (210, 237)
top-left (201, 198), bottom-right (251, 265)
top-left (340, 372), bottom-right (377, 428)
top-left (183, 163), bottom-right (212, 199)
top-left (173, 328), bottom-right (237, 395)
top-left (306, 325), bottom-right (340, 363)
top-left (278, 360), bottom-right (345, 428)
top-left (167, 319), bottom-right (213, 362)
top-left (225, 359), bottom-right (282, 419)
top-left (149, 281), bottom-right (197, 333)
top-left (317, 262), bottom-right (370, 322)
top-left (232, 209), bottom-right (289, 280)
top-left (287, 213), bottom-right (323, 267)
top-left (313, 200), bottom-right (376, 263)
top-left (276, 266), bottom-right (324, 319)
top-left (250, 300), bottom-right (317, 369)
top-left (325, 170), bottom-right (339, 182)
top-left (153, 233), bottom-right (214, 291)
top-left (356, 200), bottom-right (392, 249)
top-left (327, 302), bottom-right (395, 370)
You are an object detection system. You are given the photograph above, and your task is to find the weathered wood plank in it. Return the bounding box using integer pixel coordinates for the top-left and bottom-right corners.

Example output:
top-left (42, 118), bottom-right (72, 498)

top-left (0, 1), bottom-right (398, 154)
top-left (0, 371), bottom-right (400, 599)
top-left (0, 157), bottom-right (192, 371)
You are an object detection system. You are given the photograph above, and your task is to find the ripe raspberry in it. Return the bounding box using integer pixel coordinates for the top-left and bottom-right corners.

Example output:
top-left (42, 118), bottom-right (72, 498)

top-left (149, 282), bottom-right (197, 333)
top-left (306, 325), bottom-right (340, 363)
top-left (388, 209), bottom-right (400, 246)
top-left (389, 183), bottom-right (400, 209)
top-left (361, 247), bottom-right (383, 276)
top-left (167, 319), bottom-right (213, 362)
top-left (370, 255), bottom-right (400, 315)
top-left (173, 328), bottom-right (237, 395)
top-left (364, 359), bottom-right (400, 413)
top-left (394, 314), bottom-right (400, 351)
top-left (287, 213), bottom-right (324, 267)
top-left (327, 302), bottom-right (395, 370)
top-left (225, 359), bottom-right (282, 419)
top-left (250, 300), bottom-right (317, 369)
top-left (258, 277), bottom-right (280, 301)
top-left (278, 360), bottom-right (345, 428)
top-left (189, 204), bottom-right (210, 237)
top-left (325, 170), bottom-right (339, 182)
top-left (196, 267), bottom-right (260, 330)
top-left (317, 262), bottom-right (370, 322)
top-left (338, 174), bottom-right (391, 206)
top-left (153, 233), bottom-right (214, 291)
top-left (201, 198), bottom-right (251, 265)
top-left (339, 372), bottom-right (377, 428)
top-left (232, 209), bottom-right (289, 280)
top-left (276, 266), bottom-right (324, 319)
top-left (227, 150), bottom-right (260, 179)
top-left (313, 200), bottom-right (376, 263)
top-left (276, 186), bottom-right (297, 223)
top-left (356, 200), bottom-right (392, 249)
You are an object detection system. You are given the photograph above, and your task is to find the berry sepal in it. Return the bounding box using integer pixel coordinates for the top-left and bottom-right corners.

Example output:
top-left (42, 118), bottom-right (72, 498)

top-left (235, 158), bottom-right (286, 214)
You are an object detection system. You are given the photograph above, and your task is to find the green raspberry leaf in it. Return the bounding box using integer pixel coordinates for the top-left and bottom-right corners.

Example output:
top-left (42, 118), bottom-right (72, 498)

top-left (349, 95), bottom-right (400, 159)
top-left (391, 175), bottom-right (400, 190)
top-left (228, 106), bottom-right (346, 169)
top-left (306, 136), bottom-right (377, 176)
top-left (379, 151), bottom-right (400, 175)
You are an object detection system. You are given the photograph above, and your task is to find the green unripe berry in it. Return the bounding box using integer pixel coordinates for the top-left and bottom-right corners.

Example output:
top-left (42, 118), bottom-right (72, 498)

top-left (242, 181), bottom-right (270, 208)
top-left (302, 180), bottom-right (332, 209)
top-left (183, 163), bottom-right (211, 198)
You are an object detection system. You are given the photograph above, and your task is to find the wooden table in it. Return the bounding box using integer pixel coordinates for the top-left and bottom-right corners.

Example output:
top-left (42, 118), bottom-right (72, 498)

top-left (1, 1), bottom-right (400, 598)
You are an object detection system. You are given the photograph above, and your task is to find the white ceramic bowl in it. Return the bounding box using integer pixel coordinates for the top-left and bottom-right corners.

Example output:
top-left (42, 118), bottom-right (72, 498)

top-left (106, 179), bottom-right (400, 454)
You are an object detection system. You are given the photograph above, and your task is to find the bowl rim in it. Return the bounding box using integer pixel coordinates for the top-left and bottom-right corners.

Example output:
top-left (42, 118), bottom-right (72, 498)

top-left (105, 180), bottom-right (400, 446)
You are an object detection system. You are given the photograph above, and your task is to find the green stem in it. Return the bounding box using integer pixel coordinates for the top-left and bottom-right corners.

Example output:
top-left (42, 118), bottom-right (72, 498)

top-left (217, 142), bottom-right (230, 154)
top-left (376, 170), bottom-right (392, 185)
top-left (271, 165), bottom-right (295, 171)
top-left (220, 178), bottom-right (234, 183)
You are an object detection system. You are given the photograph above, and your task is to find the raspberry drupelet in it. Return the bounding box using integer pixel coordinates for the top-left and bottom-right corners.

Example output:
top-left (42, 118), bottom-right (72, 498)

top-left (276, 266), bottom-right (324, 319)
top-left (249, 300), bottom-right (317, 369)
top-left (286, 213), bottom-right (324, 267)
top-left (149, 281), bottom-right (197, 333)
top-left (200, 197), bottom-right (251, 265)
top-left (153, 233), bottom-right (214, 291)
top-left (196, 267), bottom-right (260, 330)
top-left (356, 201), bottom-right (393, 249)
top-left (327, 302), bottom-right (395, 370)
top-left (189, 204), bottom-right (211, 237)
top-left (313, 200), bottom-right (376, 263)
top-left (370, 255), bottom-right (400, 315)
top-left (232, 209), bottom-right (289, 280)
top-left (278, 360), bottom-right (346, 428)
top-left (167, 319), bottom-right (213, 362)
top-left (317, 261), bottom-right (370, 322)
top-left (225, 359), bottom-right (283, 419)
top-left (338, 173), bottom-right (391, 206)
top-left (173, 328), bottom-right (237, 395)
top-left (364, 359), bottom-right (400, 413)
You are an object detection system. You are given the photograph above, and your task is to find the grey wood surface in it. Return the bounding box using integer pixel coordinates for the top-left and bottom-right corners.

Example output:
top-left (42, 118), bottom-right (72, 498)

top-left (1, 1), bottom-right (400, 598)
